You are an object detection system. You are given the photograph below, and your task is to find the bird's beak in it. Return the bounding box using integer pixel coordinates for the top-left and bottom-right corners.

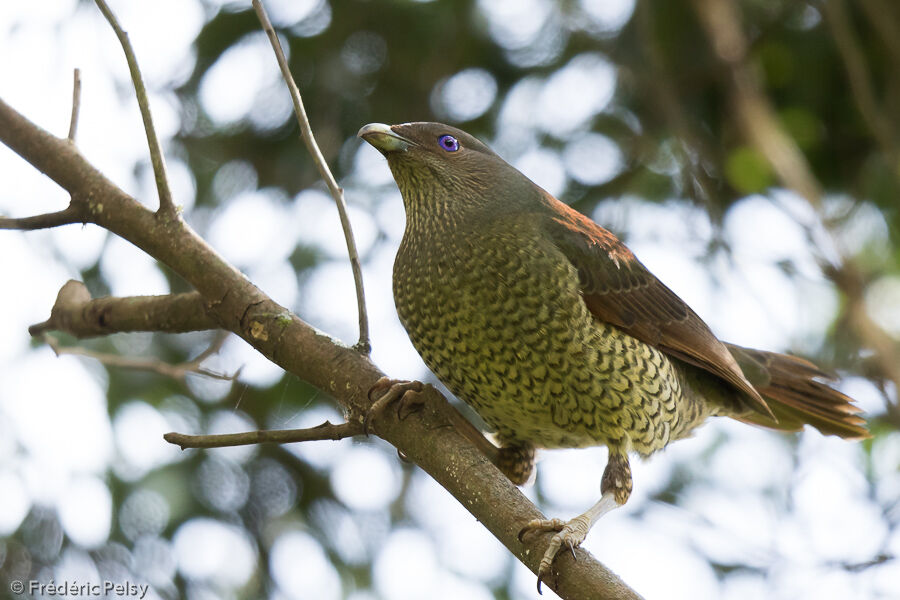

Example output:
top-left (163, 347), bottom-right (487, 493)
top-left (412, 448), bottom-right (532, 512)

top-left (358, 123), bottom-right (413, 153)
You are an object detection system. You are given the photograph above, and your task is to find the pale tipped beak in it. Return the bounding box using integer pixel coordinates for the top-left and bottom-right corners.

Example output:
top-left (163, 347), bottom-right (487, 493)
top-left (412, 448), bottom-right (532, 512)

top-left (357, 123), bottom-right (413, 153)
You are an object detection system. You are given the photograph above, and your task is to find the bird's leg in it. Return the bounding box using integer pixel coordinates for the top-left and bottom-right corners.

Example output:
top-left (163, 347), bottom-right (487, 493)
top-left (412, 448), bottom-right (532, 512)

top-left (496, 441), bottom-right (536, 485)
top-left (364, 377), bottom-right (426, 433)
top-left (519, 450), bottom-right (632, 593)
top-left (366, 380), bottom-right (535, 483)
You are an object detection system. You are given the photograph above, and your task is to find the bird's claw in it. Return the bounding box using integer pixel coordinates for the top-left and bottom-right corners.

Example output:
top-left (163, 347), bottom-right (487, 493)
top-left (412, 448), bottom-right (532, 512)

top-left (517, 517), bottom-right (566, 542)
top-left (364, 377), bottom-right (426, 434)
top-left (518, 517), bottom-right (590, 594)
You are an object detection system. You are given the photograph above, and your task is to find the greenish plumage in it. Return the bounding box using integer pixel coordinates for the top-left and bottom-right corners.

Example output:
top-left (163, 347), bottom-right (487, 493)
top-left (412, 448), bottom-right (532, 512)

top-left (394, 210), bottom-right (711, 455)
top-left (359, 121), bottom-right (869, 587)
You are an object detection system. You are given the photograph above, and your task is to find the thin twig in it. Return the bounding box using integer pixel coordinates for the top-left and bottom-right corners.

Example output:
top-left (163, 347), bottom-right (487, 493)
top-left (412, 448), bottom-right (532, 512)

top-left (194, 330), bottom-right (230, 362)
top-left (164, 420), bottom-right (364, 449)
top-left (251, 0), bottom-right (370, 354)
top-left (68, 68), bottom-right (81, 142)
top-left (0, 206), bottom-right (83, 230)
top-left (94, 0), bottom-right (175, 217)
top-left (43, 332), bottom-right (237, 383)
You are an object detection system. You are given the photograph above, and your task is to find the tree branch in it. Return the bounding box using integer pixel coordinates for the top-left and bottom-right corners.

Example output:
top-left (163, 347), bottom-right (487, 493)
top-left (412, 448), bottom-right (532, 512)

top-left (68, 68), bottom-right (81, 142)
top-left (94, 0), bottom-right (175, 217)
top-left (43, 331), bottom-right (236, 383)
top-left (0, 96), bottom-right (639, 600)
top-left (164, 420), bottom-right (363, 449)
top-left (252, 0), bottom-right (370, 354)
top-left (28, 280), bottom-right (217, 338)
top-left (0, 205), bottom-right (84, 230)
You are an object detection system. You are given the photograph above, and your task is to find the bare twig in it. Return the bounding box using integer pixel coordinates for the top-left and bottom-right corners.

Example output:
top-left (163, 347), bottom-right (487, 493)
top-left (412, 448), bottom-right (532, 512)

top-left (68, 68), bottom-right (81, 142)
top-left (194, 330), bottom-right (230, 362)
top-left (164, 420), bottom-right (363, 449)
top-left (0, 206), bottom-right (83, 230)
top-left (43, 332), bottom-right (237, 383)
top-left (28, 281), bottom-right (218, 338)
top-left (251, 0), bottom-right (370, 354)
top-left (820, 0), bottom-right (899, 168)
top-left (94, 0), bottom-right (175, 217)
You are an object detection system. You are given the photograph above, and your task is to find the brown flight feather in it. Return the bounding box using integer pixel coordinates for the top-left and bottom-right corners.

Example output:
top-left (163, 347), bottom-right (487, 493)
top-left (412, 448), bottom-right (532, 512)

top-left (540, 193), bottom-right (776, 419)
top-left (727, 344), bottom-right (870, 439)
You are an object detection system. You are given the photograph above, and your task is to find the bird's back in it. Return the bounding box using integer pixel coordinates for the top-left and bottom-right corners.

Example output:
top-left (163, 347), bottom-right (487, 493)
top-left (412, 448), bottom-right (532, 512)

top-left (393, 213), bottom-right (716, 455)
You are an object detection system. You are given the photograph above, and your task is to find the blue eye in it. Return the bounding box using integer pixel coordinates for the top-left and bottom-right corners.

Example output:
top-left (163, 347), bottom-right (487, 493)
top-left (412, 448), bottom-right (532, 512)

top-left (438, 134), bottom-right (459, 152)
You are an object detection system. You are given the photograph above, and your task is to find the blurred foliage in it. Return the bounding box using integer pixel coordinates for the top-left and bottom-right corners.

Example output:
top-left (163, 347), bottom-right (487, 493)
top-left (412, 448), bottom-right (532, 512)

top-left (3, 0), bottom-right (900, 599)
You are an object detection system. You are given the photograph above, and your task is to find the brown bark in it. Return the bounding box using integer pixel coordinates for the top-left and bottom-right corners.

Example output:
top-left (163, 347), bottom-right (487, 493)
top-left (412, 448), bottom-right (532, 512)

top-left (0, 96), bottom-right (642, 600)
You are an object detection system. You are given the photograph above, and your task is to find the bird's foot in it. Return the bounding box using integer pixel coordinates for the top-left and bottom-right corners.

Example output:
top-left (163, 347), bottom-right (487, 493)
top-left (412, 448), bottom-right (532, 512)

top-left (364, 377), bottom-right (426, 434)
top-left (518, 515), bottom-right (592, 594)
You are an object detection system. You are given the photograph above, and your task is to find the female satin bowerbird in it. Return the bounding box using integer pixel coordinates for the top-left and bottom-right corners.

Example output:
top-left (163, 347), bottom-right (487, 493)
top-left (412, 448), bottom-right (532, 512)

top-left (359, 121), bottom-right (869, 591)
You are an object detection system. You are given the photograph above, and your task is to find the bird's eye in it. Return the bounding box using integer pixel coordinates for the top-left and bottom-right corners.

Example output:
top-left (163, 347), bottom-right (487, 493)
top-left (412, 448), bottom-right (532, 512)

top-left (438, 134), bottom-right (460, 152)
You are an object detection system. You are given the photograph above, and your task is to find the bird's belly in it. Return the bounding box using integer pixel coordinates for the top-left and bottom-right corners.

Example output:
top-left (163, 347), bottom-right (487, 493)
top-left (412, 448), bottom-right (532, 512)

top-left (393, 237), bottom-right (701, 455)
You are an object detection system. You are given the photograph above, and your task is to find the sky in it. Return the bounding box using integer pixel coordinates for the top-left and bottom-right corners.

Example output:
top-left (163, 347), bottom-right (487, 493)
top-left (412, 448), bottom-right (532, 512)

top-left (0, 1), bottom-right (897, 599)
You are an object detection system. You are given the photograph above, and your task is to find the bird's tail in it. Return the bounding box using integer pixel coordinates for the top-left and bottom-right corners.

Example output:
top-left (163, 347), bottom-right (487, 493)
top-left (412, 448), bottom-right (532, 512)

top-left (726, 344), bottom-right (870, 440)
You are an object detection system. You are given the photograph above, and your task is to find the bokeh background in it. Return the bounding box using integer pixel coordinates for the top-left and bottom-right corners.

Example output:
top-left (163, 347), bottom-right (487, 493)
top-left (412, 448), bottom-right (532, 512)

top-left (1, 0), bottom-right (899, 598)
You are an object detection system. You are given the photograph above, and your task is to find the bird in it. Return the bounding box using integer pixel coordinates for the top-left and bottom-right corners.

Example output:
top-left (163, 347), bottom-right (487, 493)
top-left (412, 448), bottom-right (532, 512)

top-left (358, 121), bottom-right (869, 591)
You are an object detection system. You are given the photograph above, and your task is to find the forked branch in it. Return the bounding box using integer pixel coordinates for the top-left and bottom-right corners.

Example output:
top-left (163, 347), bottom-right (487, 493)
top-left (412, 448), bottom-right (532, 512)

top-left (0, 2), bottom-right (639, 592)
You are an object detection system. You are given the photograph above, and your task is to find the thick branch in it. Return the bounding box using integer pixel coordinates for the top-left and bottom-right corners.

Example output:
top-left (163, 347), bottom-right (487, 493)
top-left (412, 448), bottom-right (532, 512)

top-left (164, 420), bottom-right (363, 449)
top-left (0, 97), bottom-right (637, 600)
top-left (28, 280), bottom-right (217, 338)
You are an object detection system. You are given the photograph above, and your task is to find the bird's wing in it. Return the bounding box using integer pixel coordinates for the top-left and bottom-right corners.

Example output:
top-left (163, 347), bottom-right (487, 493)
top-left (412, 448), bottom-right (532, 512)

top-left (541, 194), bottom-right (774, 418)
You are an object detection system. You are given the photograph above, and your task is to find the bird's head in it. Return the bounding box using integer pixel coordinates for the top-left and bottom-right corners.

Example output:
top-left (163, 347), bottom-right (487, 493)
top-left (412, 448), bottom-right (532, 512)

top-left (358, 122), bottom-right (536, 223)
